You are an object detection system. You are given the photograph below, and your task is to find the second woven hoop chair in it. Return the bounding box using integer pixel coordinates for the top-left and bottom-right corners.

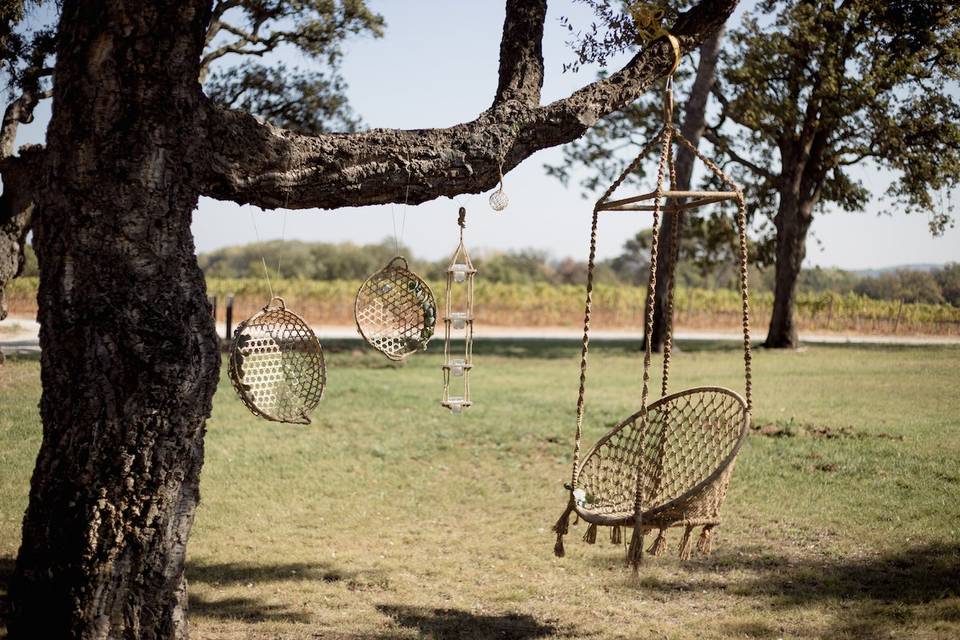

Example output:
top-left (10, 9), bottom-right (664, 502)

top-left (552, 72), bottom-right (754, 570)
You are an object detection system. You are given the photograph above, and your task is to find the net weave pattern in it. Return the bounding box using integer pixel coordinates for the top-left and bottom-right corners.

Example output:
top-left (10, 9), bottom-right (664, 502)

top-left (355, 257), bottom-right (437, 361)
top-left (229, 299), bottom-right (326, 424)
top-left (576, 387), bottom-right (747, 527)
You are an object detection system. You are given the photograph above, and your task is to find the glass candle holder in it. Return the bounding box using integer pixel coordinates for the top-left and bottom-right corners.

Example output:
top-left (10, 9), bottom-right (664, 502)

top-left (450, 359), bottom-right (465, 377)
top-left (447, 397), bottom-right (464, 414)
top-left (450, 263), bottom-right (468, 283)
top-left (449, 311), bottom-right (468, 330)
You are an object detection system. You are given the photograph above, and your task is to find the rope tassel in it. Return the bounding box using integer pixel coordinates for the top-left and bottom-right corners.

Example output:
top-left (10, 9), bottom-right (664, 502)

top-left (677, 525), bottom-right (694, 561)
top-left (610, 525), bottom-right (622, 545)
top-left (583, 523), bottom-right (598, 544)
top-left (626, 526), bottom-right (645, 571)
top-left (552, 503), bottom-right (573, 558)
top-left (696, 525), bottom-right (714, 556)
top-left (647, 528), bottom-right (668, 556)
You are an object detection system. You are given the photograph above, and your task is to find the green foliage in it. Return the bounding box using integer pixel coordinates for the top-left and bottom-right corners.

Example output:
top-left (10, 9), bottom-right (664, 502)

top-left (716, 0), bottom-right (960, 226)
top-left (550, 0), bottom-right (960, 274)
top-left (0, 1), bottom-right (55, 99)
top-left (197, 238), bottom-right (403, 280)
top-left (203, 0), bottom-right (384, 134)
top-left (854, 269), bottom-right (947, 305)
top-left (934, 263), bottom-right (960, 307)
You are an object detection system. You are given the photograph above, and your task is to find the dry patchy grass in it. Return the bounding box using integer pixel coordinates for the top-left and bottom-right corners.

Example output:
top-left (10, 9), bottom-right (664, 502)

top-left (1, 341), bottom-right (959, 639)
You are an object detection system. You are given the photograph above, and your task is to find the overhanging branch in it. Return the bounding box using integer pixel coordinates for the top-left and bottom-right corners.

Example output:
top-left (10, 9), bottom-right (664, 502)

top-left (197, 0), bottom-right (740, 210)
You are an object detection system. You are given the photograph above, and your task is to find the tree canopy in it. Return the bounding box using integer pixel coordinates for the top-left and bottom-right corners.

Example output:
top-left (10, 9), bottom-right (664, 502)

top-left (548, 0), bottom-right (960, 346)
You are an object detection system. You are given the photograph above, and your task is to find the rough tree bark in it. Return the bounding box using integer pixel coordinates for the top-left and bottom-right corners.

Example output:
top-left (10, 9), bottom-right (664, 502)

top-left (646, 27), bottom-right (724, 352)
top-left (6, 0), bottom-right (739, 637)
top-left (8, 1), bottom-right (219, 638)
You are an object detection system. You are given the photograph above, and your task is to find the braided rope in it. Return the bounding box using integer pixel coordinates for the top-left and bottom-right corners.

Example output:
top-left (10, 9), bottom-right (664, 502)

top-left (596, 126), bottom-right (666, 207)
top-left (639, 126), bottom-right (673, 417)
top-left (672, 129), bottom-right (753, 410)
top-left (571, 207), bottom-right (600, 486)
top-left (734, 194), bottom-right (753, 411)
top-left (630, 126), bottom-right (673, 549)
top-left (660, 134), bottom-right (682, 398)
top-left (571, 126), bottom-right (670, 485)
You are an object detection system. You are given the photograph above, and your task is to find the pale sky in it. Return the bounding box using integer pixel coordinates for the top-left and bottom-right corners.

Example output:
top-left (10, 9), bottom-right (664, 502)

top-left (16, 1), bottom-right (960, 269)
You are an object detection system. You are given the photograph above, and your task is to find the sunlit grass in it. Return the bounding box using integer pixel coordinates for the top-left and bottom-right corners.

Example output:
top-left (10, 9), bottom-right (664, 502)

top-left (2, 341), bottom-right (959, 639)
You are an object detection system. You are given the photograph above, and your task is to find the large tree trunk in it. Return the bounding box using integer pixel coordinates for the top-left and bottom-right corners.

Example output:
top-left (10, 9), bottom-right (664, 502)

top-left (765, 191), bottom-right (814, 348)
top-left (646, 28), bottom-right (724, 353)
top-left (8, 2), bottom-right (217, 638)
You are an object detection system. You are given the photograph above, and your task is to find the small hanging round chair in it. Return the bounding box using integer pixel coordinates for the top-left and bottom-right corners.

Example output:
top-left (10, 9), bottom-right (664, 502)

top-left (551, 77), bottom-right (754, 569)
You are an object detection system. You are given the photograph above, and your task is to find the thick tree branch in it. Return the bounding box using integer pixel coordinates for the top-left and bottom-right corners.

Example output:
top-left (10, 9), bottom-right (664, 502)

top-left (493, 0), bottom-right (546, 106)
top-left (0, 147), bottom-right (41, 320)
top-left (197, 0), bottom-right (739, 210)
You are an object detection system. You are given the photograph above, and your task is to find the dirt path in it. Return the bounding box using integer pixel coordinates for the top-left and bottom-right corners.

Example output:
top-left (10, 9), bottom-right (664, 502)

top-left (2, 315), bottom-right (959, 353)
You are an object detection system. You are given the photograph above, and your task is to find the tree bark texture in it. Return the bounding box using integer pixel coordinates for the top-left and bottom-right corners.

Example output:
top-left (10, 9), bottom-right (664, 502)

top-left (765, 190), bottom-right (814, 348)
top-left (8, 1), bottom-right (219, 638)
top-left (645, 28), bottom-right (724, 353)
top-left (5, 1), bottom-right (739, 637)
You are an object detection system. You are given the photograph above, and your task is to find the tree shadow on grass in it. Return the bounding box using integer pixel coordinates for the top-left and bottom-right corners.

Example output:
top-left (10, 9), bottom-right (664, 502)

top-left (627, 541), bottom-right (960, 639)
top-left (376, 604), bottom-right (559, 640)
top-left (0, 556), bottom-right (13, 635)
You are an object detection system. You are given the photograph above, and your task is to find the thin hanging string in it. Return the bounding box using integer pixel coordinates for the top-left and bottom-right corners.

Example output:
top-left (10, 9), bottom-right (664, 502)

top-left (275, 207), bottom-right (288, 284)
top-left (391, 153), bottom-right (412, 255)
top-left (249, 208), bottom-right (276, 301)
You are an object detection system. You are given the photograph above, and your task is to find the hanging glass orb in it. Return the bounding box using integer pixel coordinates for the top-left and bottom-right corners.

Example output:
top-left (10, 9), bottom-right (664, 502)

top-left (489, 188), bottom-right (509, 212)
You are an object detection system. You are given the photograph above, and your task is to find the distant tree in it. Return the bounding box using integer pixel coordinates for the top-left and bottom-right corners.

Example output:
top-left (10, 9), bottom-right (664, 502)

top-left (793, 266), bottom-right (860, 295)
top-left (479, 249), bottom-right (556, 284)
top-left (855, 269), bottom-right (946, 305)
top-left (551, 0), bottom-right (960, 348)
top-left (934, 263), bottom-right (960, 307)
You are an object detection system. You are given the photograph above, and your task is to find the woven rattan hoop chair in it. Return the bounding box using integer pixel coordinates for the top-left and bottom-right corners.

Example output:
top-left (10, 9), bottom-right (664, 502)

top-left (551, 75), bottom-right (754, 570)
top-left (355, 256), bottom-right (437, 361)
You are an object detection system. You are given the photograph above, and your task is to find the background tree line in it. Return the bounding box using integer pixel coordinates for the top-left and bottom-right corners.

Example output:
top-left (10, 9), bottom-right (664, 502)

top-left (26, 237), bottom-right (944, 307)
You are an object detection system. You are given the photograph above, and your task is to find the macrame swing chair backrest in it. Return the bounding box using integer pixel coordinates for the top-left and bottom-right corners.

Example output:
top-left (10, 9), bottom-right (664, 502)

top-left (552, 71), bottom-right (754, 570)
top-left (229, 297), bottom-right (327, 425)
top-left (355, 256), bottom-right (438, 361)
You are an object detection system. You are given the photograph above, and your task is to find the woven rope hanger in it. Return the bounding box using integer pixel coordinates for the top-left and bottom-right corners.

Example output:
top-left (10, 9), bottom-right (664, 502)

top-left (552, 26), bottom-right (754, 569)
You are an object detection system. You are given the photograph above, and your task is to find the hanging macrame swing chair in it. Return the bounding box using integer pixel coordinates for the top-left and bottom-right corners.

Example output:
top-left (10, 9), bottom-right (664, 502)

top-left (552, 74), bottom-right (754, 569)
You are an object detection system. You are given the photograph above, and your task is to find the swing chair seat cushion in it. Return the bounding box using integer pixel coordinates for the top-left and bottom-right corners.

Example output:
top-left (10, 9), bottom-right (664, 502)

top-left (572, 386), bottom-right (748, 528)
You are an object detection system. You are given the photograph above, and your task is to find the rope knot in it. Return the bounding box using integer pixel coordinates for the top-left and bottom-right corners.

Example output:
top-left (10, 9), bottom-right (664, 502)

top-left (457, 206), bottom-right (466, 228)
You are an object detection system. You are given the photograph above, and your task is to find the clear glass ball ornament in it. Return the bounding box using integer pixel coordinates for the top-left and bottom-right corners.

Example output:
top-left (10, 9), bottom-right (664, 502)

top-left (489, 188), bottom-right (509, 212)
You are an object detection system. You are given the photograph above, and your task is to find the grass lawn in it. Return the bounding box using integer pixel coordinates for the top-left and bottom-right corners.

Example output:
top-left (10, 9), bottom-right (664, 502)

top-left (1, 340), bottom-right (959, 639)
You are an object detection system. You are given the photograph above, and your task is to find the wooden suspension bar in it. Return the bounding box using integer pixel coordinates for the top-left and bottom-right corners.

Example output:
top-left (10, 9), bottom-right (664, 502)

top-left (598, 190), bottom-right (738, 211)
top-left (600, 194), bottom-right (739, 213)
